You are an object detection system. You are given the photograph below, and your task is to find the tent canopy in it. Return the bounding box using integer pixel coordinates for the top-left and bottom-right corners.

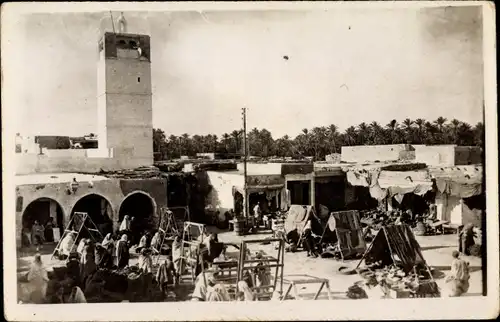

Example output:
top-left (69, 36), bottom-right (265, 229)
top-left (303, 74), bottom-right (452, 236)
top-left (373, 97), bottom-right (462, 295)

top-left (321, 210), bottom-right (366, 258)
top-left (284, 205), bottom-right (322, 236)
top-left (358, 224), bottom-right (427, 273)
top-left (430, 165), bottom-right (483, 198)
top-left (343, 166), bottom-right (434, 200)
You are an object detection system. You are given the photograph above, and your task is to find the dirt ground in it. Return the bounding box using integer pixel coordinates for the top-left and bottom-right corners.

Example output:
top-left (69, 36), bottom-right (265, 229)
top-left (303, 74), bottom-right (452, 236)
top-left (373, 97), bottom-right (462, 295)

top-left (17, 227), bottom-right (483, 302)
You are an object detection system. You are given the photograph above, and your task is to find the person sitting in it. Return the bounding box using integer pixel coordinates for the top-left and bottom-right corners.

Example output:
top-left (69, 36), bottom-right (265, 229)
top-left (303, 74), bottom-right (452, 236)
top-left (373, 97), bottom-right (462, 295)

top-left (445, 250), bottom-right (471, 297)
top-left (254, 251), bottom-right (272, 292)
top-left (67, 286), bottom-right (87, 303)
top-left (206, 283), bottom-right (231, 302)
top-left (237, 280), bottom-right (255, 301)
top-left (191, 269), bottom-right (215, 301)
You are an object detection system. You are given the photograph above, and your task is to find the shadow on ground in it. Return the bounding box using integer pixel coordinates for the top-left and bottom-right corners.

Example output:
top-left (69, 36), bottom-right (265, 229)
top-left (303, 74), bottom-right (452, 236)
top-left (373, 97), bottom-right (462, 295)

top-left (18, 243), bottom-right (58, 257)
top-left (431, 265), bottom-right (482, 273)
top-left (421, 245), bottom-right (456, 251)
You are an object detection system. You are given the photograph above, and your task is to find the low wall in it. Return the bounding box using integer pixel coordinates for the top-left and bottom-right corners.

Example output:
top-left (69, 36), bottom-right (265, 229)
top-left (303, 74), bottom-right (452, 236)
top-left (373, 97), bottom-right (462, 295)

top-left (454, 146), bottom-right (482, 165)
top-left (341, 144), bottom-right (410, 163)
top-left (414, 145), bottom-right (456, 166)
top-left (16, 152), bottom-right (152, 175)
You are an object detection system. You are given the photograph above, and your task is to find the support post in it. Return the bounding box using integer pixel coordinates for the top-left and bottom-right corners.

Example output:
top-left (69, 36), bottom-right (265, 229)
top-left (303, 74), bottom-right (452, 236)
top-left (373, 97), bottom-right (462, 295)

top-left (310, 175), bottom-right (316, 207)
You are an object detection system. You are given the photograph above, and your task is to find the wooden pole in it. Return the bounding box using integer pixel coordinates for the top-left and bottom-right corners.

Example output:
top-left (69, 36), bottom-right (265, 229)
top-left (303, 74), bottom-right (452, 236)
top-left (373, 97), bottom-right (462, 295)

top-left (242, 108), bottom-right (249, 222)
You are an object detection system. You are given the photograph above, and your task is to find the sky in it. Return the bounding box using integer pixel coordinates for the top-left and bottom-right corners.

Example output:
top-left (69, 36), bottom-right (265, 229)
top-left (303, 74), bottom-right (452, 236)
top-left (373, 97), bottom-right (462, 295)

top-left (12, 6), bottom-right (484, 138)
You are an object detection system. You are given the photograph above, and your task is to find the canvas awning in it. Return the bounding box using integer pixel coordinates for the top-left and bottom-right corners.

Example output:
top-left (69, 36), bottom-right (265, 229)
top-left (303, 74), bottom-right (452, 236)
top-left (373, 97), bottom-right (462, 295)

top-left (429, 165), bottom-right (483, 198)
top-left (344, 166), bottom-right (433, 200)
top-left (232, 184), bottom-right (284, 195)
top-left (378, 170), bottom-right (434, 197)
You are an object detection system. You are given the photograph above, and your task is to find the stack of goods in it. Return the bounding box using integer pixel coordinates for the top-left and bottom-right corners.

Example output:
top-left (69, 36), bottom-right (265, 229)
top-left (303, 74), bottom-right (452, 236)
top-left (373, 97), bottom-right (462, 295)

top-left (192, 162), bottom-right (237, 172)
top-left (346, 283), bottom-right (368, 299)
top-left (96, 166), bottom-right (163, 179)
top-left (358, 264), bottom-right (440, 298)
top-left (155, 162), bottom-right (183, 173)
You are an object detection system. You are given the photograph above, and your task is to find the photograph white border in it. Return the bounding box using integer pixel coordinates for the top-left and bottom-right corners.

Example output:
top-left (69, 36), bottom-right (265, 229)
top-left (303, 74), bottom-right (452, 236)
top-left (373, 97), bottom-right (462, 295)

top-left (2, 1), bottom-right (498, 320)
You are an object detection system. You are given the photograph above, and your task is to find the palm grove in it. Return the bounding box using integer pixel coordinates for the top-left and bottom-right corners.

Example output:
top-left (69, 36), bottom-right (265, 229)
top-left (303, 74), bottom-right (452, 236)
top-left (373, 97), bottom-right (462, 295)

top-left (153, 117), bottom-right (484, 161)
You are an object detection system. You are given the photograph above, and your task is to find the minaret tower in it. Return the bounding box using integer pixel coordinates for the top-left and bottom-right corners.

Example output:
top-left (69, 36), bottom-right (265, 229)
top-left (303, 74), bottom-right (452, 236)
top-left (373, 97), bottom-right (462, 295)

top-left (97, 12), bottom-right (153, 167)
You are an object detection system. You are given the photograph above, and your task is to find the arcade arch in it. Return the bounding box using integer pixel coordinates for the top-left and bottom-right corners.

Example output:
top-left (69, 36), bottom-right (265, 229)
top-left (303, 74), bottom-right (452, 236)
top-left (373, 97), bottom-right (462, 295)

top-left (70, 194), bottom-right (114, 236)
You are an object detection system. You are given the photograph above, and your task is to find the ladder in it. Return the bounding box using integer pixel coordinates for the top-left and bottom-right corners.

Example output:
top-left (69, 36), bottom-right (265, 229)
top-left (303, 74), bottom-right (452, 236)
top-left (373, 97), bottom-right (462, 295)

top-left (153, 207), bottom-right (180, 265)
top-left (51, 212), bottom-right (103, 260)
top-left (153, 206), bottom-right (191, 265)
top-left (178, 221), bottom-right (206, 283)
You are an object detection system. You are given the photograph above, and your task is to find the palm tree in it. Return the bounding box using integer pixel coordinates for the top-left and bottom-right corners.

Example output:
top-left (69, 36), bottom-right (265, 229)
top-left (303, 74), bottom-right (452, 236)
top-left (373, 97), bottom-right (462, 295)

top-left (180, 133), bottom-right (191, 156)
top-left (221, 133), bottom-right (231, 152)
top-left (344, 126), bottom-right (357, 146)
top-left (433, 117), bottom-right (448, 143)
top-left (448, 119), bottom-right (462, 144)
top-left (385, 119), bottom-right (399, 144)
top-left (357, 123), bottom-right (370, 145)
top-left (414, 118), bottom-right (425, 144)
top-left (327, 124), bottom-right (339, 153)
top-left (369, 121), bottom-right (385, 145)
top-left (423, 121), bottom-right (438, 144)
top-left (401, 118), bottom-right (414, 143)
top-left (230, 130), bottom-right (241, 154)
top-left (473, 122), bottom-right (484, 147)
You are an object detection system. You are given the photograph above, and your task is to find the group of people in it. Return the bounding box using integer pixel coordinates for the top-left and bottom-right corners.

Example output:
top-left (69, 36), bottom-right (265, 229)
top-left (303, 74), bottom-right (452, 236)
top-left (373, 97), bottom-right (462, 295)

top-left (22, 218), bottom-right (57, 248)
top-left (190, 249), bottom-right (276, 302)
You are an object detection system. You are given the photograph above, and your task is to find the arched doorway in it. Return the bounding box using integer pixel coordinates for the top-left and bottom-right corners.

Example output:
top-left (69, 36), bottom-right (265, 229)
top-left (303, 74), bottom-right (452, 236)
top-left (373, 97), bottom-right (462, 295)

top-left (118, 192), bottom-right (156, 235)
top-left (70, 194), bottom-right (113, 236)
top-left (22, 198), bottom-right (64, 246)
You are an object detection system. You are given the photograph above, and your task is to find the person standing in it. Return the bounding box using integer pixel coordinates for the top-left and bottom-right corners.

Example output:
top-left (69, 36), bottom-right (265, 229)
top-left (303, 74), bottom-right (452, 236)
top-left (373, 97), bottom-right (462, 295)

top-left (302, 220), bottom-right (318, 257)
top-left (44, 218), bottom-right (55, 243)
top-left (138, 248), bottom-right (153, 274)
top-left (459, 224), bottom-right (476, 256)
top-left (156, 257), bottom-right (177, 300)
top-left (445, 250), bottom-right (471, 297)
top-left (31, 221), bottom-right (45, 247)
top-left (171, 235), bottom-right (183, 280)
top-left (151, 231), bottom-right (162, 254)
top-left (26, 253), bottom-right (49, 304)
top-left (116, 234), bottom-right (130, 269)
top-left (253, 202), bottom-right (262, 230)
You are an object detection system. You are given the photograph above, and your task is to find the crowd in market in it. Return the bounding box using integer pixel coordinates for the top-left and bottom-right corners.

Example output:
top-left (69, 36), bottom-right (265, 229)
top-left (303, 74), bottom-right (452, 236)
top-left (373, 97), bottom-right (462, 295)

top-left (19, 192), bottom-right (480, 303)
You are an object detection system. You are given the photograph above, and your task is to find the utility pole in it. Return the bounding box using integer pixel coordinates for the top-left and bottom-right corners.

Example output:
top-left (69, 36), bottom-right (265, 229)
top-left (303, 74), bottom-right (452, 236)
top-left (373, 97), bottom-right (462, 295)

top-left (242, 107), bottom-right (248, 220)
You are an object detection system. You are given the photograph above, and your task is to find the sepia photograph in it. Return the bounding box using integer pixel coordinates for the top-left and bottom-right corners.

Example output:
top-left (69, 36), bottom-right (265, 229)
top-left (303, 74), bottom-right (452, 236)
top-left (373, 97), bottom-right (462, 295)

top-left (1, 1), bottom-right (498, 321)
